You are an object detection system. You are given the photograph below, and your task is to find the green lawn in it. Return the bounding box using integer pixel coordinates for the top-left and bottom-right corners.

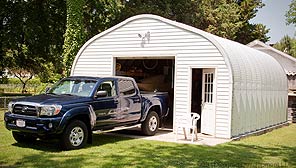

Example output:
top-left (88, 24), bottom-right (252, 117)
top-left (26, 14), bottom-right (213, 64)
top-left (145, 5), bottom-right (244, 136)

top-left (1, 109), bottom-right (295, 168)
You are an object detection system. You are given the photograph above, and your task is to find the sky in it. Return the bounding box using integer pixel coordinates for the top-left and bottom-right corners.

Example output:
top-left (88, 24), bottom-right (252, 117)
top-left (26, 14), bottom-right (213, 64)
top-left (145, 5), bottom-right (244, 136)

top-left (250, 0), bottom-right (295, 44)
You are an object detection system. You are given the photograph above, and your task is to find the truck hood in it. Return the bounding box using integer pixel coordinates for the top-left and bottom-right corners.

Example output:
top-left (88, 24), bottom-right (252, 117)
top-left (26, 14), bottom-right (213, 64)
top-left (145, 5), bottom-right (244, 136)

top-left (12, 94), bottom-right (91, 106)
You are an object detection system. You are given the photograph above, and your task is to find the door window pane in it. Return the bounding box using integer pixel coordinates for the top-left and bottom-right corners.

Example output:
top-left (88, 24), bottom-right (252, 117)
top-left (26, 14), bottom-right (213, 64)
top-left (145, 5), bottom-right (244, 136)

top-left (118, 80), bottom-right (136, 96)
top-left (98, 80), bottom-right (116, 97)
top-left (204, 72), bottom-right (214, 103)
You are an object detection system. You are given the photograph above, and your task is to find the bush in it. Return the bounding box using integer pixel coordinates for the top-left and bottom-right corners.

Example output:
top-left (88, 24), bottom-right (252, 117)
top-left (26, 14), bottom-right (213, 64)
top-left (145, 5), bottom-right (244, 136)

top-left (0, 81), bottom-right (52, 95)
top-left (8, 77), bottom-right (42, 85)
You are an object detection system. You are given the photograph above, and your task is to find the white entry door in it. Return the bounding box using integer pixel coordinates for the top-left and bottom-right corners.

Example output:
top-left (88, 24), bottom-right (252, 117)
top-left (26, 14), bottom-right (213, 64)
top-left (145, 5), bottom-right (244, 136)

top-left (201, 69), bottom-right (215, 135)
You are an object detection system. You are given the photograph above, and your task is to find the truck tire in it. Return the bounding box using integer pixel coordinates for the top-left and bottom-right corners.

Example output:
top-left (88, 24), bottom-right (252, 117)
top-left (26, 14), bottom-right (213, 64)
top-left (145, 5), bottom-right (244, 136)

top-left (12, 131), bottom-right (36, 143)
top-left (60, 120), bottom-right (88, 150)
top-left (141, 111), bottom-right (159, 136)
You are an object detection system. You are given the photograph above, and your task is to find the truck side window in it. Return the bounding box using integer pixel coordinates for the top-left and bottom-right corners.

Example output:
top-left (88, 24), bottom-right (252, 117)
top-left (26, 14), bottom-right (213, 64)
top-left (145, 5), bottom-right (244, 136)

top-left (78, 81), bottom-right (95, 97)
top-left (98, 80), bottom-right (116, 97)
top-left (118, 80), bottom-right (136, 96)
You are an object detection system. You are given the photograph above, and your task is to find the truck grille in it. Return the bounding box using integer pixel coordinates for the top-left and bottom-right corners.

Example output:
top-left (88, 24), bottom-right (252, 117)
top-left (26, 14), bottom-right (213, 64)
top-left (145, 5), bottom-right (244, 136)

top-left (13, 104), bottom-right (38, 116)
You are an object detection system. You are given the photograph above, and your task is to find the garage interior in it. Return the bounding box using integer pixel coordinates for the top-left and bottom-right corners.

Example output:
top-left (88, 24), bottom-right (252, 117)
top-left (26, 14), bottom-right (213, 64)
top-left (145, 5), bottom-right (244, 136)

top-left (115, 58), bottom-right (174, 128)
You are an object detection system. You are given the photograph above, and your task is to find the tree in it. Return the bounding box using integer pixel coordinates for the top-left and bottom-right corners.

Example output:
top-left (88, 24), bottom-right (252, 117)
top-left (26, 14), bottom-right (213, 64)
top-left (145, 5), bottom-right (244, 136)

top-left (118, 0), bottom-right (269, 44)
top-left (198, 0), bottom-right (243, 41)
top-left (0, 0), bottom-right (5, 81)
top-left (62, 0), bottom-right (86, 76)
top-left (273, 36), bottom-right (296, 58)
top-left (286, 0), bottom-right (296, 26)
top-left (63, 0), bottom-right (122, 75)
top-left (10, 69), bottom-right (34, 93)
top-left (234, 0), bottom-right (270, 44)
top-left (119, 0), bottom-right (200, 28)
top-left (275, 0), bottom-right (296, 58)
top-left (1, 0), bottom-right (66, 91)
top-left (83, 0), bottom-right (122, 40)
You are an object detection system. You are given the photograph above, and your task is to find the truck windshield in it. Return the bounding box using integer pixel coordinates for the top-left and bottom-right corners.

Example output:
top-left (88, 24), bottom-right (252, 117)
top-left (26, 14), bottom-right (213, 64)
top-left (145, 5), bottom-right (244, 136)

top-left (48, 79), bottom-right (97, 97)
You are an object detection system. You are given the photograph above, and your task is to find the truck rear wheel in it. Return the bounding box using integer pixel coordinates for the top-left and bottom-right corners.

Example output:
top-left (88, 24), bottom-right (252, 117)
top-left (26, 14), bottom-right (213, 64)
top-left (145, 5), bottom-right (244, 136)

top-left (12, 131), bottom-right (36, 143)
top-left (141, 111), bottom-right (159, 136)
top-left (60, 120), bottom-right (88, 150)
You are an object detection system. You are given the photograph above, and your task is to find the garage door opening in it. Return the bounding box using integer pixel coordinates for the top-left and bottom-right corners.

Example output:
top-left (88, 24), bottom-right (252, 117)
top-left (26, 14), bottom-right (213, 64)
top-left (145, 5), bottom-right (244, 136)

top-left (115, 58), bottom-right (175, 129)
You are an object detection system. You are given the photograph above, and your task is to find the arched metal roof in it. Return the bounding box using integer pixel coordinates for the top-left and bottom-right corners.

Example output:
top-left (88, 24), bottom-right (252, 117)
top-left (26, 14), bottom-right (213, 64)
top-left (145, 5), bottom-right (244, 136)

top-left (72, 14), bottom-right (287, 91)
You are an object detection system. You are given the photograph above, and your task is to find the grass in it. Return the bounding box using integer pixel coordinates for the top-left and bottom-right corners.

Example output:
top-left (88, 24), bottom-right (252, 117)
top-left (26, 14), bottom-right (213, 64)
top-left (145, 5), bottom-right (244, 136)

top-left (0, 109), bottom-right (295, 168)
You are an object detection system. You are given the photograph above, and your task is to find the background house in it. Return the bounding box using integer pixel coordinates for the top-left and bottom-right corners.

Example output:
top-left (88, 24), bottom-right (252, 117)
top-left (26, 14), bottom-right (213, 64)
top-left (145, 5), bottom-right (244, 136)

top-left (248, 40), bottom-right (296, 123)
top-left (71, 14), bottom-right (288, 138)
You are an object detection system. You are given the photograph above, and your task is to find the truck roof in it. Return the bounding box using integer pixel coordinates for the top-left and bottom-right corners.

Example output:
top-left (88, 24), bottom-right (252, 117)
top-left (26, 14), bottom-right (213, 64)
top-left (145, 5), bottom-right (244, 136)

top-left (67, 76), bottom-right (135, 81)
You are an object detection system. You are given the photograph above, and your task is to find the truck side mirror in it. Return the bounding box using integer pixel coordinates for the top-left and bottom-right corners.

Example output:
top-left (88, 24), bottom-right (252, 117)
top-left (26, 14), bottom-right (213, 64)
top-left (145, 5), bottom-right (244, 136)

top-left (96, 90), bottom-right (108, 97)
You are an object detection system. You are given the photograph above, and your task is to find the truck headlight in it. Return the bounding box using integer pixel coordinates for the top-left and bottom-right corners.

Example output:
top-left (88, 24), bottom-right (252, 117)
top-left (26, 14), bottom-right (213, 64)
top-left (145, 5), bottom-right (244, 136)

top-left (39, 105), bottom-right (62, 116)
top-left (8, 102), bottom-right (14, 112)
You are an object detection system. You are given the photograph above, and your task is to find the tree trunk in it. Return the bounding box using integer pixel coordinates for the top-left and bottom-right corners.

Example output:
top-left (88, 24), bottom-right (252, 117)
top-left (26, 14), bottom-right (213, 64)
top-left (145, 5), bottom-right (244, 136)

top-left (13, 71), bottom-right (33, 93)
top-left (21, 82), bottom-right (26, 93)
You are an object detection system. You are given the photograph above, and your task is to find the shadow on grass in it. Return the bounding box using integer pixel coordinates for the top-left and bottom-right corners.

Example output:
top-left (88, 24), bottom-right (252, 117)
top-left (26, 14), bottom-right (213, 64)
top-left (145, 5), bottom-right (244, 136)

top-left (9, 136), bottom-right (294, 167)
top-left (98, 143), bottom-right (292, 168)
top-left (277, 146), bottom-right (296, 166)
top-left (6, 134), bottom-right (134, 167)
top-left (12, 139), bottom-right (61, 152)
top-left (11, 133), bottom-right (132, 152)
top-left (3, 126), bottom-right (294, 167)
top-left (10, 128), bottom-right (159, 152)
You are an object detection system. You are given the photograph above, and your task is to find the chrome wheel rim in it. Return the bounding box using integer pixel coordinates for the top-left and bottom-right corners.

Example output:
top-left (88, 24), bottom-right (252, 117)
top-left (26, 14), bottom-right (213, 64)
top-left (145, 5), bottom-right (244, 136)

top-left (69, 126), bottom-right (84, 147)
top-left (149, 116), bottom-right (158, 132)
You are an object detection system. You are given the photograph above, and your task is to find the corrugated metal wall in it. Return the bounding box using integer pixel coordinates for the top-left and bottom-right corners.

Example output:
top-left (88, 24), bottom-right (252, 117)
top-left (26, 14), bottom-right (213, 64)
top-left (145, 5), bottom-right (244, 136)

top-left (71, 16), bottom-right (232, 138)
top-left (214, 37), bottom-right (288, 137)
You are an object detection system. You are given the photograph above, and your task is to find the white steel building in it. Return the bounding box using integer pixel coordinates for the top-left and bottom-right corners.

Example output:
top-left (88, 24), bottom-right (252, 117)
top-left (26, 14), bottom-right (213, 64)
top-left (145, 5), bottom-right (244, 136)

top-left (71, 14), bottom-right (288, 139)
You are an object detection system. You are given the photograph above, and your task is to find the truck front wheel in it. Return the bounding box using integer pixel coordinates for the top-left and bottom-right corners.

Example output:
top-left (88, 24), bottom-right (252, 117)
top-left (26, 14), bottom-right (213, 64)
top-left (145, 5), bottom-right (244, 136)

top-left (141, 111), bottom-right (159, 136)
top-left (60, 120), bottom-right (88, 150)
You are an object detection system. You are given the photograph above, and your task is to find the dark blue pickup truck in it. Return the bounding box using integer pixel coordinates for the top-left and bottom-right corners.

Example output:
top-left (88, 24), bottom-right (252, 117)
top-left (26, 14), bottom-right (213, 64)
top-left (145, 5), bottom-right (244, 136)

top-left (4, 76), bottom-right (169, 150)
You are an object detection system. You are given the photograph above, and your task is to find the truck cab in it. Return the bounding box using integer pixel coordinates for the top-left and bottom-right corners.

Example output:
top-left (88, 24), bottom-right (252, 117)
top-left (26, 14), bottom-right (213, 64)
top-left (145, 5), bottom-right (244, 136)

top-left (4, 76), bottom-right (169, 150)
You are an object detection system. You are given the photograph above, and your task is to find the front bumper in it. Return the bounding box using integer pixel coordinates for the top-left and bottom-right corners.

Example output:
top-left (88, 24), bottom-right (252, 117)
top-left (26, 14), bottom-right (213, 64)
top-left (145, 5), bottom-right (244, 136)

top-left (4, 112), bottom-right (63, 135)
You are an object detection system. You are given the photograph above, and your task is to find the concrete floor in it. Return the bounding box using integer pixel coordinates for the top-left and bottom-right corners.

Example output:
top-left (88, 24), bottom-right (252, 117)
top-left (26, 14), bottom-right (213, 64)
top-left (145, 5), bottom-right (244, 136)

top-left (106, 127), bottom-right (231, 146)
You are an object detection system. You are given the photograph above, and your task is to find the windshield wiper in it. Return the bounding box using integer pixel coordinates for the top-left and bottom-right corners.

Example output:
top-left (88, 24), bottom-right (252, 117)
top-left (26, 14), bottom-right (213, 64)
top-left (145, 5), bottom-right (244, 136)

top-left (61, 93), bottom-right (75, 96)
top-left (47, 92), bottom-right (57, 95)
